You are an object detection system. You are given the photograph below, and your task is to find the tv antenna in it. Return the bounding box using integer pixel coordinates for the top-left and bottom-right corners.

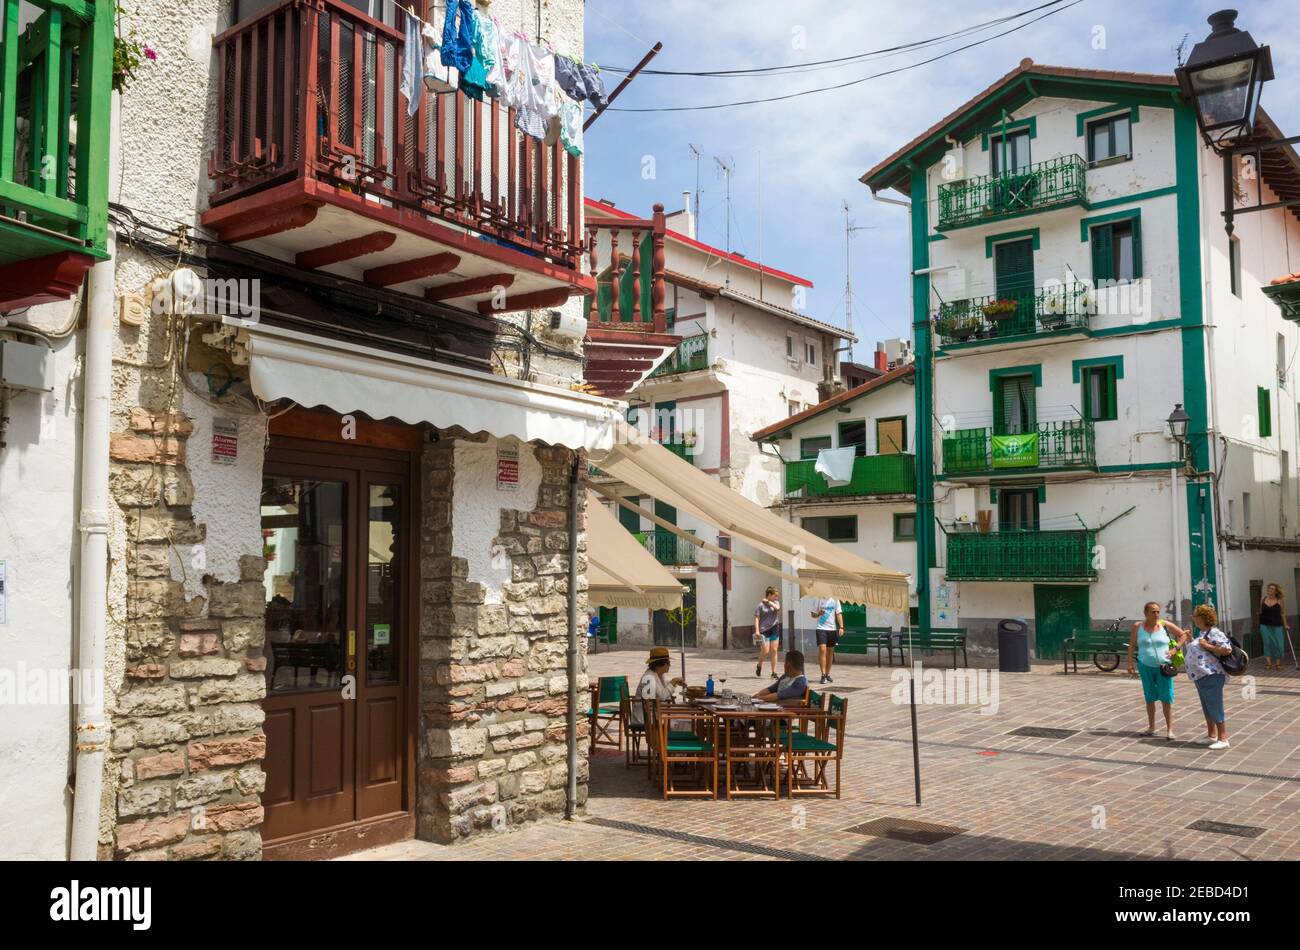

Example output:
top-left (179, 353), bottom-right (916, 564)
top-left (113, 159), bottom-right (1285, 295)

top-left (842, 201), bottom-right (874, 361)
top-left (688, 144), bottom-right (703, 231)
top-left (715, 155), bottom-right (735, 276)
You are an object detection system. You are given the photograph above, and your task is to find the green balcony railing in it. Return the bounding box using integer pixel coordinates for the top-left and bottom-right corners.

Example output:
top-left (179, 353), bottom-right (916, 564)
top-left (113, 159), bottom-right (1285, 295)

top-left (660, 441), bottom-right (694, 465)
top-left (1262, 279), bottom-right (1300, 326)
top-left (946, 529), bottom-right (1097, 582)
top-left (936, 282), bottom-right (1091, 346)
top-left (649, 332), bottom-right (709, 378)
top-left (0, 0), bottom-right (113, 306)
top-left (942, 419), bottom-right (1095, 476)
top-left (785, 453), bottom-right (916, 498)
top-left (937, 155), bottom-right (1087, 231)
top-left (636, 529), bottom-right (698, 566)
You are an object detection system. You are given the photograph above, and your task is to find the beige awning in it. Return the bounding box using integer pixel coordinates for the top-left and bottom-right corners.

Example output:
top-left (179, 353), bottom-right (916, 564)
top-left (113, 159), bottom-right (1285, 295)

top-left (588, 437), bottom-right (910, 613)
top-left (586, 491), bottom-right (686, 611)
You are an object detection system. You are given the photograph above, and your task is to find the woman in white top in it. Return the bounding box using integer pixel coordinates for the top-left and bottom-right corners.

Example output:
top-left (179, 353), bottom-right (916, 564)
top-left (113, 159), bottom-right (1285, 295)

top-left (629, 646), bottom-right (682, 728)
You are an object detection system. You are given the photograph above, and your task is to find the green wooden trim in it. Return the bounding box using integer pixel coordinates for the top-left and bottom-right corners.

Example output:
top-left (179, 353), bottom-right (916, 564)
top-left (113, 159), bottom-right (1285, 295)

top-left (892, 512), bottom-right (917, 541)
top-left (928, 233), bottom-right (947, 242)
top-left (1071, 355), bottom-right (1125, 383)
top-left (74, 0), bottom-right (113, 255)
top-left (984, 228), bottom-right (1040, 259)
top-left (910, 168), bottom-right (936, 626)
top-left (1258, 386), bottom-right (1273, 438)
top-left (875, 415), bottom-right (908, 454)
top-left (1075, 103), bottom-right (1139, 137)
top-left (1090, 318), bottom-right (1182, 338)
top-left (1097, 461), bottom-right (1181, 473)
top-left (981, 116), bottom-right (1037, 151)
top-left (987, 364), bottom-right (1042, 392)
top-left (1079, 207), bottom-right (1141, 243)
top-left (0, 0), bottom-right (20, 182)
top-left (1086, 187), bottom-right (1176, 212)
top-left (837, 419), bottom-right (866, 451)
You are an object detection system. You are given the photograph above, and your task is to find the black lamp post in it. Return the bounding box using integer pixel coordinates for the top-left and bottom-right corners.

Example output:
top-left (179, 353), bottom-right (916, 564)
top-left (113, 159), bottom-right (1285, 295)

top-left (1168, 403), bottom-right (1191, 463)
top-left (1176, 10), bottom-right (1298, 236)
top-left (1176, 10), bottom-right (1273, 150)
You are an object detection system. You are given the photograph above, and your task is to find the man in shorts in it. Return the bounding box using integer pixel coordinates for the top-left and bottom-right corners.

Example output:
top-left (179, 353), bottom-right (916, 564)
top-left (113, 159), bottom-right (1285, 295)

top-left (811, 597), bottom-right (843, 685)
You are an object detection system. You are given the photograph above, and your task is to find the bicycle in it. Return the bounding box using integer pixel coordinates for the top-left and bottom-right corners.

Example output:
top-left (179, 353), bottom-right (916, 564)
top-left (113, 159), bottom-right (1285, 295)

top-left (1092, 617), bottom-right (1128, 672)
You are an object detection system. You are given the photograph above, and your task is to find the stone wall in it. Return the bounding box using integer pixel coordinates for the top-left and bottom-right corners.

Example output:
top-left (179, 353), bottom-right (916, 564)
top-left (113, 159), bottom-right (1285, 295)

top-left (418, 434), bottom-right (589, 841)
top-left (106, 404), bottom-right (269, 859)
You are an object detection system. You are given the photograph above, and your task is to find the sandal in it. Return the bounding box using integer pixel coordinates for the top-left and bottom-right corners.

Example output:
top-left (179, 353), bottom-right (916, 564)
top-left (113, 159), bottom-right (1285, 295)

top-left (1139, 728), bottom-right (1156, 737)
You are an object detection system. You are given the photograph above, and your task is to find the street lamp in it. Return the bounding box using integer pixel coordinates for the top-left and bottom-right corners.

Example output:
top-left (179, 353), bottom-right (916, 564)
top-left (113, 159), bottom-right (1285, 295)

top-left (1176, 9), bottom-right (1273, 150)
top-left (1167, 403), bottom-right (1191, 462)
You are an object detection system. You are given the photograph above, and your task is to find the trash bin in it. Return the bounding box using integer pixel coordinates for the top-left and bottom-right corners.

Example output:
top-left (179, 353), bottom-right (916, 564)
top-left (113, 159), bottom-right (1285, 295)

top-left (998, 619), bottom-right (1030, 673)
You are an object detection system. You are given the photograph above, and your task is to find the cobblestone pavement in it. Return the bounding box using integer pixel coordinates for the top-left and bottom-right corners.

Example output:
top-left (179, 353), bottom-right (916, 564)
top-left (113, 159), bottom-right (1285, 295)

top-left (346, 648), bottom-right (1300, 861)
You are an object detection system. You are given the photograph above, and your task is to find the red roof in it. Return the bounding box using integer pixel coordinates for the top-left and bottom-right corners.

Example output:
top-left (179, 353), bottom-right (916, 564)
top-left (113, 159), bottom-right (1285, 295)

top-left (751, 364), bottom-right (915, 441)
top-left (585, 197), bottom-right (813, 288)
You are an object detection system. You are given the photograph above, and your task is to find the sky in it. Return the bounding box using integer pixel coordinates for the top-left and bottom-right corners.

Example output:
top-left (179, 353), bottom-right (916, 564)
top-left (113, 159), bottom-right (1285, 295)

top-left (580, 0), bottom-right (1300, 354)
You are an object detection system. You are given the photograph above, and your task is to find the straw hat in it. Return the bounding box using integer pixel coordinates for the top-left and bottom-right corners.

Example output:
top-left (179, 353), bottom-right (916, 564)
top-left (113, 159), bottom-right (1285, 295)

top-left (647, 646), bottom-right (671, 665)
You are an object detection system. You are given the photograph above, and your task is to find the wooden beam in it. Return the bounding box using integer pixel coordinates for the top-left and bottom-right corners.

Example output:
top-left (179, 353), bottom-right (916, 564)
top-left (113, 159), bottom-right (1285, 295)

top-left (363, 252), bottom-right (460, 287)
top-left (477, 286), bottom-right (571, 315)
top-left (296, 230), bottom-right (396, 269)
top-left (425, 272), bottom-right (515, 302)
top-left (221, 205), bottom-right (318, 243)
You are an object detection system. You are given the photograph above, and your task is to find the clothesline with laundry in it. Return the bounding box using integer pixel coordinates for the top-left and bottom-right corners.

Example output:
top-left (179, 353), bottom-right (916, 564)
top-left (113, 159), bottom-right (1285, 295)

top-left (397, 0), bottom-right (608, 156)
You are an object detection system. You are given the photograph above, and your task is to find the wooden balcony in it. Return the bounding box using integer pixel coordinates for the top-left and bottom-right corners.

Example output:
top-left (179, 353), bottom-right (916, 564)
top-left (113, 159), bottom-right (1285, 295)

top-left (0, 0), bottom-right (112, 310)
top-left (946, 529), bottom-right (1097, 582)
top-left (581, 204), bottom-right (678, 397)
top-left (784, 454), bottom-right (916, 500)
top-left (200, 0), bottom-right (591, 312)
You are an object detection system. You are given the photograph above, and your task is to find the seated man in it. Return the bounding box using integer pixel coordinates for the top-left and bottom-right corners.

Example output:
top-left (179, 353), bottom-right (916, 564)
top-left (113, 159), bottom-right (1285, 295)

top-left (754, 650), bottom-right (809, 706)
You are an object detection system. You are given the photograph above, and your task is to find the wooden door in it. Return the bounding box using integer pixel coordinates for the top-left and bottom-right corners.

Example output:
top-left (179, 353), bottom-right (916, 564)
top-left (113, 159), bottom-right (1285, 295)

top-left (260, 442), bottom-right (413, 842)
top-left (1034, 585), bottom-right (1090, 660)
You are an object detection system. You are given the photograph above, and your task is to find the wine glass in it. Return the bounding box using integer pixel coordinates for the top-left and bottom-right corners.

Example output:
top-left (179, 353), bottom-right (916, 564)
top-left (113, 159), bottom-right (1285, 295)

top-left (718, 670), bottom-right (728, 694)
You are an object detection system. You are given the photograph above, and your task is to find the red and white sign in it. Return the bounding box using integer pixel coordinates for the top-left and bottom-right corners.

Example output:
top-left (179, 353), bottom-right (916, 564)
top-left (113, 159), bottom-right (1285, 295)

top-left (212, 418), bottom-right (238, 465)
top-left (496, 446), bottom-right (519, 492)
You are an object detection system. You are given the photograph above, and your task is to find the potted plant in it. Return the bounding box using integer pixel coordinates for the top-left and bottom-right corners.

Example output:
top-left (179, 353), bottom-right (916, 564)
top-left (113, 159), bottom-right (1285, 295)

top-left (981, 298), bottom-right (1019, 321)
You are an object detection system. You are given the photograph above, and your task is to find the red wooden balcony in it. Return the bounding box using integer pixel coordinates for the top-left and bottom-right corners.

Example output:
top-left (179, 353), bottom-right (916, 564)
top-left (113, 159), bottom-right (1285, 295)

top-left (200, 0), bottom-right (591, 312)
top-left (581, 204), bottom-right (678, 397)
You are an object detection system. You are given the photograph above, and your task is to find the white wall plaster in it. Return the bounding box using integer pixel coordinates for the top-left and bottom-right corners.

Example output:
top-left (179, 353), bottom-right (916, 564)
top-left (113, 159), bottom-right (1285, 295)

top-left (453, 437), bottom-right (542, 605)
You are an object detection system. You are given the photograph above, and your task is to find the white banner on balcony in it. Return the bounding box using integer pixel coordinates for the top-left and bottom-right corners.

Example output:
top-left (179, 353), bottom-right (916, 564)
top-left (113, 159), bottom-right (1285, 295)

top-left (814, 446), bottom-right (857, 486)
top-left (231, 320), bottom-right (622, 451)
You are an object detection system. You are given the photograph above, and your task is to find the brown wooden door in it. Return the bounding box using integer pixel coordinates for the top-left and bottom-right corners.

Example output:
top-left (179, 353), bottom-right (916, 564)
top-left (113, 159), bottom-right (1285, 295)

top-left (260, 443), bottom-right (413, 842)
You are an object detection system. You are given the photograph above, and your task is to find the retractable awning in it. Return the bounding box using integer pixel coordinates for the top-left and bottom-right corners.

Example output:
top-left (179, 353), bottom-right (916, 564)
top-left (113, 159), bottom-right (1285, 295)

top-left (230, 320), bottom-right (622, 451)
top-left (588, 437), bottom-right (910, 613)
top-left (585, 491), bottom-right (686, 611)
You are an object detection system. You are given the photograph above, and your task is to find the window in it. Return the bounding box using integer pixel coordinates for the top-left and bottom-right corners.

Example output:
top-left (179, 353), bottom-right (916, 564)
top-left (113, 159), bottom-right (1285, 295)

top-left (801, 516), bottom-right (858, 543)
top-left (998, 489), bottom-right (1040, 531)
top-left (876, 416), bottom-right (908, 454)
top-left (800, 436), bottom-right (832, 459)
top-left (1229, 236), bottom-right (1242, 298)
top-left (805, 341), bottom-right (817, 366)
top-left (1090, 219), bottom-right (1141, 282)
top-left (1227, 498), bottom-right (1235, 533)
top-left (786, 334), bottom-right (795, 359)
top-left (1278, 334), bottom-right (1287, 382)
top-left (1243, 492), bottom-right (1252, 534)
top-left (1081, 365), bottom-right (1118, 421)
top-left (1258, 386), bottom-right (1272, 438)
top-left (838, 421), bottom-right (867, 457)
top-left (990, 129), bottom-right (1031, 176)
top-left (893, 513), bottom-right (917, 541)
top-left (994, 374), bottom-right (1037, 435)
top-left (1086, 113), bottom-right (1131, 164)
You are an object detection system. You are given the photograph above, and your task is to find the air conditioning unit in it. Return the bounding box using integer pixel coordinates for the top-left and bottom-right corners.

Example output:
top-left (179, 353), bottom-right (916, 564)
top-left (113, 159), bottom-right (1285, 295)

top-left (884, 338), bottom-right (914, 368)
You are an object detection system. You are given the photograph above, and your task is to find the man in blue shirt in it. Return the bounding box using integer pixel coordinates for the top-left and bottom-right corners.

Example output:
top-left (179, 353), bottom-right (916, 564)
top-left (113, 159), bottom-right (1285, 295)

top-left (754, 651), bottom-right (809, 706)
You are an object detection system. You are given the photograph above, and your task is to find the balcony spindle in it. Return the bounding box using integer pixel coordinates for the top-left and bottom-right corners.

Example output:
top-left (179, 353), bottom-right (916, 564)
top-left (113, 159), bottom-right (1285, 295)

top-left (629, 229), bottom-right (641, 321)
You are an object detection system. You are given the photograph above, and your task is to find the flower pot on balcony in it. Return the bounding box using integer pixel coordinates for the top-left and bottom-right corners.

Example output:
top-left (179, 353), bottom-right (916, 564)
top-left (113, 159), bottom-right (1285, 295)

top-left (1040, 312), bottom-right (1067, 330)
top-left (982, 299), bottom-right (1019, 322)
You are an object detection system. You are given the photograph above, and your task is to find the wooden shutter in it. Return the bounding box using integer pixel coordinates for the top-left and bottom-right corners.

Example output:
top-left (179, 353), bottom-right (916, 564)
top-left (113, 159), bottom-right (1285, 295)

top-left (1130, 217), bottom-right (1143, 279)
top-left (995, 239), bottom-right (1035, 301)
top-left (1090, 224), bottom-right (1114, 282)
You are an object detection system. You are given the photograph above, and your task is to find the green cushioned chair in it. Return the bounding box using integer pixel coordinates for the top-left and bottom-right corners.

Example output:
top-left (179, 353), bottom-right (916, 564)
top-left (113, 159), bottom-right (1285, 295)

top-left (787, 694), bottom-right (847, 799)
top-left (589, 676), bottom-right (628, 754)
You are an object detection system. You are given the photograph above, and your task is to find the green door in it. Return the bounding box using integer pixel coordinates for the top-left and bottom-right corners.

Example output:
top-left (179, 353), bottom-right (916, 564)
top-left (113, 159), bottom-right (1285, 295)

top-left (653, 499), bottom-right (677, 564)
top-left (841, 603), bottom-right (867, 635)
top-left (1033, 585), bottom-right (1090, 660)
top-left (993, 238), bottom-right (1035, 335)
top-left (598, 607), bottom-right (618, 644)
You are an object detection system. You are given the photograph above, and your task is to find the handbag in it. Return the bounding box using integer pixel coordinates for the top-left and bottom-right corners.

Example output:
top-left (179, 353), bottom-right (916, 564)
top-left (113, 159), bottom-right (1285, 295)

top-left (751, 630), bottom-right (764, 646)
top-left (1220, 633), bottom-right (1249, 676)
top-left (1159, 662), bottom-right (1176, 677)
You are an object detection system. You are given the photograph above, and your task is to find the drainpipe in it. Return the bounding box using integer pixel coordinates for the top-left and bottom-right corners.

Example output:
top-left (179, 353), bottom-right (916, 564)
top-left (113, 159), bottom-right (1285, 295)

top-left (564, 453), bottom-right (580, 820)
top-left (70, 231), bottom-right (115, 860)
top-left (1171, 464), bottom-right (1183, 623)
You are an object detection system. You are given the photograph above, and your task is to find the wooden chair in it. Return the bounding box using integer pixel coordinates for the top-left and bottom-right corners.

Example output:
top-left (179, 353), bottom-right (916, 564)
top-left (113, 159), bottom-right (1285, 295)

top-left (656, 708), bottom-right (717, 800)
top-left (588, 676), bottom-right (628, 754)
top-left (720, 711), bottom-right (784, 800)
top-left (786, 694), bottom-right (846, 799)
top-left (621, 692), bottom-right (647, 768)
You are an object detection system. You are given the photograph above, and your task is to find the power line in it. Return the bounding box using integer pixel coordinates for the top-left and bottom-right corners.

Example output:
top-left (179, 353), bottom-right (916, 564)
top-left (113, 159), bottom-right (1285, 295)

top-left (607, 0), bottom-right (1082, 113)
top-left (600, 0), bottom-right (1072, 78)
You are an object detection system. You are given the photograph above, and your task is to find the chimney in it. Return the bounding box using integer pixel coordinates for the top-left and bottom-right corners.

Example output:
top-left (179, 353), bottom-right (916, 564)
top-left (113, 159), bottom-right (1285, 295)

top-left (681, 190), bottom-right (695, 238)
top-left (874, 341), bottom-right (888, 372)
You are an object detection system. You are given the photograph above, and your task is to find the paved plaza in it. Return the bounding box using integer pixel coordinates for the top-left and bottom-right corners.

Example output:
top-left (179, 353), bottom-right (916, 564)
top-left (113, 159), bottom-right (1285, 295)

top-left (348, 648), bottom-right (1300, 861)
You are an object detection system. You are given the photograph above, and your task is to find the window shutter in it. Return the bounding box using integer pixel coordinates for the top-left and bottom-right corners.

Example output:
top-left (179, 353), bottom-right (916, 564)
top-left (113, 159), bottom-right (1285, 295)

top-left (1258, 387), bottom-right (1272, 438)
top-left (1130, 217), bottom-right (1143, 280)
top-left (1091, 224), bottom-right (1114, 282)
top-left (1106, 368), bottom-right (1118, 420)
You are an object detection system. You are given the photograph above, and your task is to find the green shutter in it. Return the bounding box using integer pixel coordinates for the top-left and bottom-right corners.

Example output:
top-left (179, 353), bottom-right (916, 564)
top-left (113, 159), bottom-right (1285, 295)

top-left (1091, 224), bottom-right (1115, 282)
top-left (619, 498), bottom-right (641, 533)
top-left (1130, 217), bottom-right (1143, 279)
top-left (995, 238), bottom-right (1035, 300)
top-left (1259, 387), bottom-right (1272, 438)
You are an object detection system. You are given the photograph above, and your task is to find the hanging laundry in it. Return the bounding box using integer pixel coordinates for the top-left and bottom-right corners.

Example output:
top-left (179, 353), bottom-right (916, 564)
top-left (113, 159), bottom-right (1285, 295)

top-left (400, 7), bottom-right (424, 117)
top-left (478, 15), bottom-right (505, 93)
top-left (514, 41), bottom-right (559, 141)
top-left (498, 31), bottom-right (526, 113)
top-left (559, 99), bottom-right (583, 157)
top-left (458, 5), bottom-right (491, 102)
top-left (439, 0), bottom-right (474, 74)
top-left (553, 55), bottom-right (589, 104)
top-left (422, 17), bottom-right (457, 94)
top-left (815, 447), bottom-right (858, 487)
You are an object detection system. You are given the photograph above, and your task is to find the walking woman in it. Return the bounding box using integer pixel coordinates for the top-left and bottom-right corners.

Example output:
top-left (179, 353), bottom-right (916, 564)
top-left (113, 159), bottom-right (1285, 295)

top-left (1126, 601), bottom-right (1187, 740)
top-left (1176, 604), bottom-right (1233, 750)
top-left (754, 587), bottom-right (782, 678)
top-left (1260, 583), bottom-right (1290, 672)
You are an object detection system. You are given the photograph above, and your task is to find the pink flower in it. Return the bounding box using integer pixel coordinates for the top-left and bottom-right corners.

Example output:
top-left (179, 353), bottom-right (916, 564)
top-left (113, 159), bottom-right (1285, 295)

top-left (144, 45), bottom-right (157, 61)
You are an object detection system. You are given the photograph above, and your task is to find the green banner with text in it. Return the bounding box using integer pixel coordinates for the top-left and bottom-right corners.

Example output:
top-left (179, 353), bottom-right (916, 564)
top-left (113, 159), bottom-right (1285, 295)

top-left (991, 433), bottom-right (1039, 469)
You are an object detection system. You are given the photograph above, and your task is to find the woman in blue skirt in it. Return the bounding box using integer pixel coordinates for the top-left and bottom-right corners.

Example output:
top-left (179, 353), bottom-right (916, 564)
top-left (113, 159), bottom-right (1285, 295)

top-left (1125, 601), bottom-right (1187, 740)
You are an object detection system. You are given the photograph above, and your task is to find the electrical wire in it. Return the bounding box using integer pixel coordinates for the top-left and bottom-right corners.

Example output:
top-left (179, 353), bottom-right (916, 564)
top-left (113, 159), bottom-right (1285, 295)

top-left (599, 0), bottom-right (1072, 77)
top-left (606, 0), bottom-right (1083, 113)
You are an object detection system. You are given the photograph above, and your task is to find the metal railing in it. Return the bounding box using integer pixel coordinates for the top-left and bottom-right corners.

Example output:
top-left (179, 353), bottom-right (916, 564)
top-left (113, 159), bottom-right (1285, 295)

top-left (946, 529), bottom-right (1097, 581)
top-left (942, 419), bottom-right (1096, 475)
top-left (659, 441), bottom-right (694, 465)
top-left (937, 155), bottom-right (1087, 230)
top-left (636, 529), bottom-right (698, 566)
top-left (935, 282), bottom-right (1091, 345)
top-left (785, 454), bottom-right (916, 498)
top-left (649, 332), bottom-right (709, 377)
top-left (208, 0), bottom-right (584, 267)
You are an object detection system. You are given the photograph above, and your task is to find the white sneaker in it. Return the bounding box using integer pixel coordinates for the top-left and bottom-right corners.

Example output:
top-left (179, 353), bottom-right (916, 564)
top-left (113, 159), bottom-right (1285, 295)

top-left (1194, 735), bottom-right (1216, 745)
top-left (1208, 740), bottom-right (1230, 750)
